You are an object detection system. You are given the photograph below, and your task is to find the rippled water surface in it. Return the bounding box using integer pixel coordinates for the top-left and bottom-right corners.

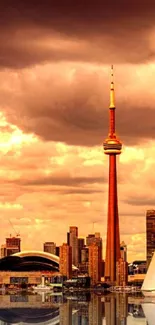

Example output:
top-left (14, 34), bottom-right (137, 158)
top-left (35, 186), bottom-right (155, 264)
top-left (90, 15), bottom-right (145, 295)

top-left (0, 292), bottom-right (153, 324)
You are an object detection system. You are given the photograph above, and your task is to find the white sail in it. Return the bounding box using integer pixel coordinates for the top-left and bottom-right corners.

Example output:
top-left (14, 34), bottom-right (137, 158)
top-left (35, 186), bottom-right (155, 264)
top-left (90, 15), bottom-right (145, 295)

top-left (142, 303), bottom-right (155, 325)
top-left (142, 252), bottom-right (155, 291)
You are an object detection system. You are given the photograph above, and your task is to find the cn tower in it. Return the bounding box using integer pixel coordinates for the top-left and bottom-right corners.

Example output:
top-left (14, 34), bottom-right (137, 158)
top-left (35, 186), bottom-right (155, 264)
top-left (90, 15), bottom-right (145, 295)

top-left (103, 66), bottom-right (122, 283)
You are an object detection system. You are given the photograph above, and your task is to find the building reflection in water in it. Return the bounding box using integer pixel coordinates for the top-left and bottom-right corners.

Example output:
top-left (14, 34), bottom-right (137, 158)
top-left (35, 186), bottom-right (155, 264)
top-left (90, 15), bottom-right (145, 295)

top-left (105, 294), bottom-right (128, 325)
top-left (0, 292), bottom-right (146, 325)
top-left (59, 294), bottom-right (102, 325)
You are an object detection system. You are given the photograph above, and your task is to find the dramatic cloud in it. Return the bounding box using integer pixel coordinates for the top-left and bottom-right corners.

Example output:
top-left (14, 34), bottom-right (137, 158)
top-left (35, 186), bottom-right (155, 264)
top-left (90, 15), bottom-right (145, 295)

top-left (0, 63), bottom-right (155, 148)
top-left (0, 1), bottom-right (155, 68)
top-left (0, 1), bottom-right (154, 261)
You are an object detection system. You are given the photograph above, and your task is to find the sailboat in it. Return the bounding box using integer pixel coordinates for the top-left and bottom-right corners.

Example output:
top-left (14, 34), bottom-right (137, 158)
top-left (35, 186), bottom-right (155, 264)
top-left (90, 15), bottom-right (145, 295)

top-left (142, 304), bottom-right (155, 325)
top-left (141, 252), bottom-right (155, 296)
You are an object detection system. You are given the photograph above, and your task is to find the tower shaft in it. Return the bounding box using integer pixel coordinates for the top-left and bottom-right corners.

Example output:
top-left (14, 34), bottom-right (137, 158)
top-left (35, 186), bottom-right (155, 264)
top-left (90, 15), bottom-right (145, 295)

top-left (105, 155), bottom-right (120, 281)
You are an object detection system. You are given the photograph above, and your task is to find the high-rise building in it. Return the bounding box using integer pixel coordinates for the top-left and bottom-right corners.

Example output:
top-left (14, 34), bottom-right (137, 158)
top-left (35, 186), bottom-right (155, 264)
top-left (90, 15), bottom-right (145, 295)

top-left (1, 245), bottom-right (6, 258)
top-left (120, 241), bottom-right (127, 262)
top-left (88, 242), bottom-right (102, 285)
top-left (78, 238), bottom-right (85, 263)
top-left (78, 246), bottom-right (89, 274)
top-left (116, 258), bottom-right (128, 286)
top-left (86, 234), bottom-right (95, 246)
top-left (86, 233), bottom-right (102, 250)
top-left (56, 246), bottom-right (60, 257)
top-left (5, 236), bottom-right (21, 256)
top-left (68, 226), bottom-right (78, 266)
top-left (59, 243), bottom-right (72, 279)
top-left (81, 247), bottom-right (89, 263)
top-left (43, 242), bottom-right (56, 255)
top-left (103, 66), bottom-right (122, 283)
top-left (67, 232), bottom-right (70, 245)
top-left (146, 210), bottom-right (155, 268)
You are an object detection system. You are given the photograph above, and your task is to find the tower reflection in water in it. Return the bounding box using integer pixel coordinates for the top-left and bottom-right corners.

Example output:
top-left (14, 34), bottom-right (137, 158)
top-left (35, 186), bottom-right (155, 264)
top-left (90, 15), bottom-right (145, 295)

top-left (105, 295), bottom-right (128, 325)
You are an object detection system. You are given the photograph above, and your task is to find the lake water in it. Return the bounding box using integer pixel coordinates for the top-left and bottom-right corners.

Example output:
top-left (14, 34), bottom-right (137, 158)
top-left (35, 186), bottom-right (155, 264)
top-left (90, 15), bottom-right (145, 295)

top-left (0, 292), bottom-right (153, 324)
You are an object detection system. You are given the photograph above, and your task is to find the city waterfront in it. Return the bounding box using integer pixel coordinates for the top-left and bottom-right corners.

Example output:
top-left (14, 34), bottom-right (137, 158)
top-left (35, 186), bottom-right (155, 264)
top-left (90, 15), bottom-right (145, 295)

top-left (0, 292), bottom-right (153, 324)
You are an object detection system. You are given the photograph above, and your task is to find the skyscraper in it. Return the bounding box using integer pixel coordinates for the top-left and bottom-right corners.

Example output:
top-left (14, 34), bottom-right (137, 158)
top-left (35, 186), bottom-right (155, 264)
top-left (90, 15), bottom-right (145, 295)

top-left (88, 242), bottom-right (102, 285)
top-left (5, 236), bottom-right (21, 256)
top-left (56, 246), bottom-right (60, 256)
top-left (120, 241), bottom-right (127, 262)
top-left (1, 245), bottom-right (6, 258)
top-left (78, 238), bottom-right (85, 263)
top-left (68, 226), bottom-right (78, 266)
top-left (103, 66), bottom-right (122, 282)
top-left (146, 210), bottom-right (155, 268)
top-left (86, 233), bottom-right (102, 250)
top-left (116, 258), bottom-right (128, 286)
top-left (59, 243), bottom-right (72, 279)
top-left (43, 242), bottom-right (56, 255)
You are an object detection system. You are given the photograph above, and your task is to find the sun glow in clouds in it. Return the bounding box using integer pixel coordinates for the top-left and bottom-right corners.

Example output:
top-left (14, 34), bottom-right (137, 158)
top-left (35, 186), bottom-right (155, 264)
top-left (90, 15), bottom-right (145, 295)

top-left (0, 203), bottom-right (23, 210)
top-left (0, 112), bottom-right (37, 155)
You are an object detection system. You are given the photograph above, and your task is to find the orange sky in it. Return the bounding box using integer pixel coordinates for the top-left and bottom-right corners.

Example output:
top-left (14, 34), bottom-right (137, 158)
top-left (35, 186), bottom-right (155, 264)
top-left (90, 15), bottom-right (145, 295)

top-left (0, 1), bottom-right (155, 262)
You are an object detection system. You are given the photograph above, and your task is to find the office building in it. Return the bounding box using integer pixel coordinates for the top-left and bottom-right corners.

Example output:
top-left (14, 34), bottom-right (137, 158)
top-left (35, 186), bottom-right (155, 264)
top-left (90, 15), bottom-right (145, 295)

top-left (103, 66), bottom-right (122, 282)
top-left (88, 242), bottom-right (101, 285)
top-left (86, 233), bottom-right (102, 249)
top-left (1, 245), bottom-right (6, 258)
top-left (78, 238), bottom-right (85, 263)
top-left (146, 210), bottom-right (155, 268)
top-left (120, 241), bottom-right (127, 262)
top-left (116, 258), bottom-right (128, 286)
top-left (79, 246), bottom-right (89, 274)
top-left (5, 236), bottom-right (21, 256)
top-left (56, 246), bottom-right (60, 256)
top-left (59, 243), bottom-right (72, 279)
top-left (68, 226), bottom-right (78, 266)
top-left (81, 247), bottom-right (89, 263)
top-left (43, 242), bottom-right (56, 255)
top-left (67, 232), bottom-right (70, 245)
top-left (86, 234), bottom-right (95, 246)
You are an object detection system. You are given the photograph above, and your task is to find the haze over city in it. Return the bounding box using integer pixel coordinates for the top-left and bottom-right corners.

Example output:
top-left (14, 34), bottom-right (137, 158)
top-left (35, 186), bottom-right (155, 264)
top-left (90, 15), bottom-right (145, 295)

top-left (0, 1), bottom-right (155, 261)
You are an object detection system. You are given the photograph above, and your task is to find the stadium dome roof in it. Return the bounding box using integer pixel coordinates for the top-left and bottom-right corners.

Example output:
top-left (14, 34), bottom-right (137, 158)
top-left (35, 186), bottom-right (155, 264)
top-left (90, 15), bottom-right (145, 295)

top-left (0, 250), bottom-right (77, 272)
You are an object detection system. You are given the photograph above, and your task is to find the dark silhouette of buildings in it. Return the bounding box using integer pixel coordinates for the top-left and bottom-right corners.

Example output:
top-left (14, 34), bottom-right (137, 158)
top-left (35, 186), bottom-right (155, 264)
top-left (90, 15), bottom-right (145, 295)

top-left (103, 66), bottom-right (122, 283)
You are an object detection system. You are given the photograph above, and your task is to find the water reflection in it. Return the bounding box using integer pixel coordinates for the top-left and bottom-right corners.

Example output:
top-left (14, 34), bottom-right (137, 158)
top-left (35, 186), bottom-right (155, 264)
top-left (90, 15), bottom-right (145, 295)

top-left (0, 292), bottom-right (151, 324)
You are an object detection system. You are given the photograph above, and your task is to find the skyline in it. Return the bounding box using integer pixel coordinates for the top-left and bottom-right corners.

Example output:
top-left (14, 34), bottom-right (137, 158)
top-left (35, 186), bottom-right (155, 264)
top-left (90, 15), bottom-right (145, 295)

top-left (0, 1), bottom-right (155, 261)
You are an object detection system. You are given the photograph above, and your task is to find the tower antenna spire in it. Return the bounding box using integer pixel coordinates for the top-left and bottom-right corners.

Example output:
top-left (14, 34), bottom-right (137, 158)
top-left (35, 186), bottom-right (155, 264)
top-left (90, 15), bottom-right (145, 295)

top-left (110, 65), bottom-right (115, 109)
